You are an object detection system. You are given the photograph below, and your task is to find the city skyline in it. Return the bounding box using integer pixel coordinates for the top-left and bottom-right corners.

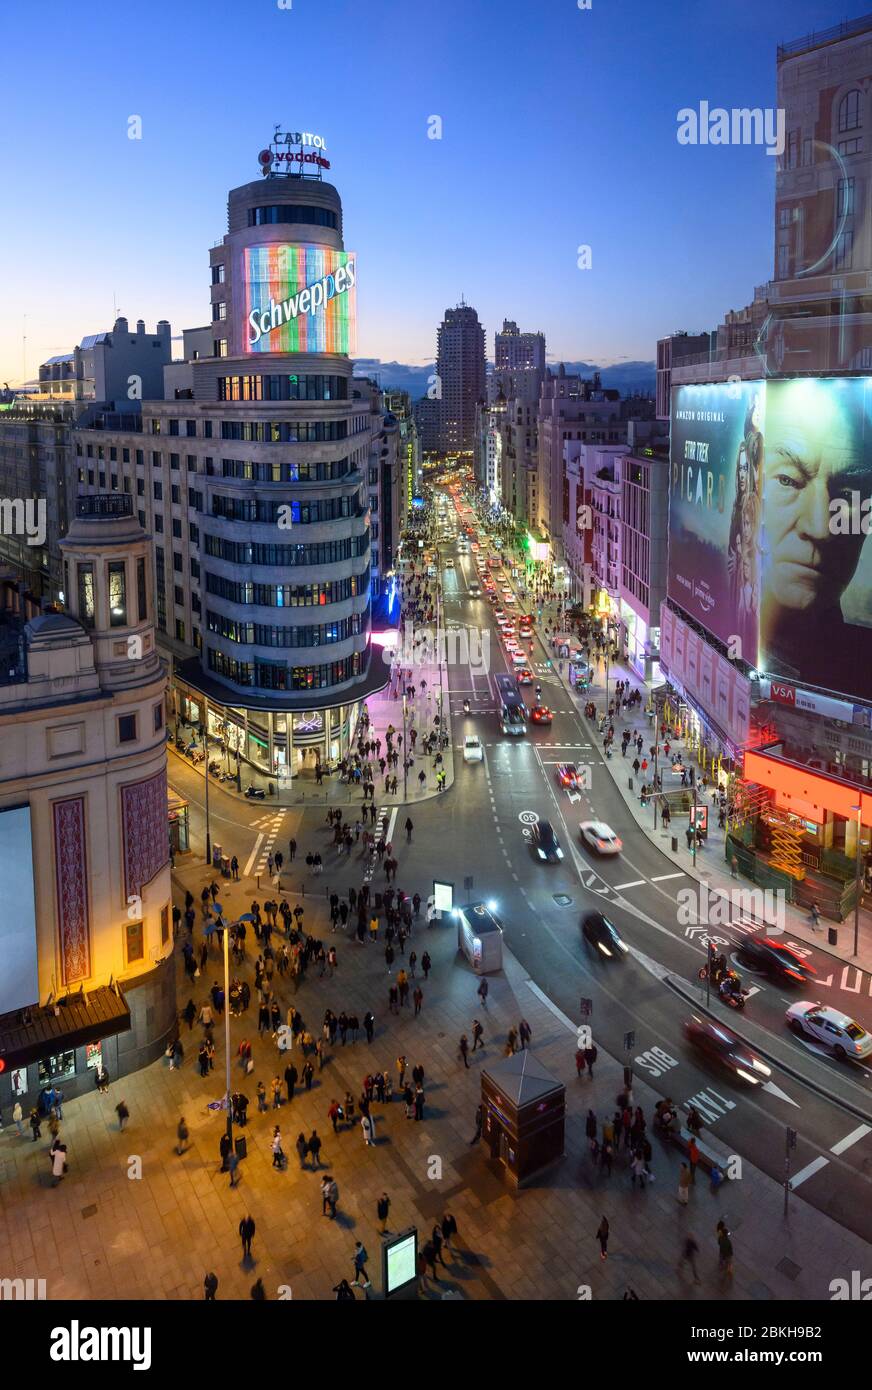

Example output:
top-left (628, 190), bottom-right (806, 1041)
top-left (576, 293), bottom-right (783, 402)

top-left (0, 0), bottom-right (842, 385)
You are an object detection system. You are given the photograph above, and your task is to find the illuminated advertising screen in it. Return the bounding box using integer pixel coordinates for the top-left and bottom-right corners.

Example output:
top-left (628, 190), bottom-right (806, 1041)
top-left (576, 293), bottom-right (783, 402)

top-left (242, 244), bottom-right (357, 355)
top-left (0, 805), bottom-right (39, 1013)
top-left (384, 1230), bottom-right (418, 1296)
top-left (669, 378), bottom-right (872, 702)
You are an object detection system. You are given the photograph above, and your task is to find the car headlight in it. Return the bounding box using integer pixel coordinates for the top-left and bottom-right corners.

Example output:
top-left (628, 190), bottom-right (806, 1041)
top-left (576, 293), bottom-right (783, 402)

top-left (556, 848), bottom-right (564, 859)
top-left (538, 849), bottom-right (546, 859)
top-left (734, 1067), bottom-right (763, 1085)
top-left (597, 943), bottom-right (612, 957)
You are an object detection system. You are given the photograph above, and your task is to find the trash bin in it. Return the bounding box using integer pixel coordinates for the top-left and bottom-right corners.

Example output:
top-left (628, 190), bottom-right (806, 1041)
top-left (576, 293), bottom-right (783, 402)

top-left (221, 855), bottom-right (231, 878)
top-left (212, 843), bottom-right (222, 868)
top-left (234, 1136), bottom-right (247, 1159)
top-left (828, 927), bottom-right (838, 947)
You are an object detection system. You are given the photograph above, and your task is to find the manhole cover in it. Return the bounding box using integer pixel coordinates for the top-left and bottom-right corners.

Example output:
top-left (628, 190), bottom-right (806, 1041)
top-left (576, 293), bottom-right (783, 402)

top-left (553, 894), bottom-right (573, 907)
top-left (775, 1256), bottom-right (802, 1281)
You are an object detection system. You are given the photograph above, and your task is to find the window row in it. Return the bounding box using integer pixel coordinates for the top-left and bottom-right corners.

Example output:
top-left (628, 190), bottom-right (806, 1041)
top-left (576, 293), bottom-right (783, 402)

top-left (219, 456), bottom-right (352, 483)
top-left (205, 570), bottom-right (368, 608)
top-left (203, 533), bottom-right (369, 567)
top-left (208, 647), bottom-right (362, 691)
top-left (220, 419), bottom-right (351, 443)
top-left (206, 610), bottom-right (364, 647)
top-left (247, 205), bottom-right (338, 228)
top-left (218, 374), bottom-right (348, 402)
top-left (210, 493), bottom-right (365, 524)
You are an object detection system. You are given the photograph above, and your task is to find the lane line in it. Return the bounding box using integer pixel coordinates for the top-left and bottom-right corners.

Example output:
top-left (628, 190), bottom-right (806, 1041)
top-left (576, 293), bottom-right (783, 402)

top-left (789, 1156), bottom-right (830, 1189)
top-left (831, 1124), bottom-right (872, 1155)
top-left (650, 872), bottom-right (686, 883)
top-left (612, 879), bottom-right (646, 891)
top-left (243, 833), bottom-right (264, 878)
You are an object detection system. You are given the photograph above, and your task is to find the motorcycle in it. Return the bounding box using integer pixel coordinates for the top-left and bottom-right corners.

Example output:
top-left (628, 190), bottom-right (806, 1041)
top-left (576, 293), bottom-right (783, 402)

top-left (463, 699), bottom-right (471, 715)
top-left (718, 975), bottom-right (749, 1010)
top-left (245, 785), bottom-right (266, 799)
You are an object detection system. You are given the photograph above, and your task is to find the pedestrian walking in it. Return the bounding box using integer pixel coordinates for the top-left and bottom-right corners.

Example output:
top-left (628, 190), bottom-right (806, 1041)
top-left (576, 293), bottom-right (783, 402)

top-left (204, 1272), bottom-right (219, 1301)
top-left (176, 1116), bottom-right (189, 1154)
top-left (421, 951), bottom-right (431, 978)
top-left (810, 901), bottom-right (822, 932)
top-left (717, 1221), bottom-right (734, 1276)
top-left (519, 1018), bottom-right (532, 1049)
top-left (459, 1034), bottom-right (470, 1068)
top-left (678, 1162), bottom-right (691, 1205)
top-left (680, 1233), bottom-right (701, 1283)
top-left (477, 978), bottom-right (489, 1009)
top-left (596, 1216), bottom-right (609, 1261)
top-left (584, 1043), bottom-right (597, 1078)
top-left (361, 1113), bottom-right (375, 1146)
top-left (115, 1100), bottom-right (130, 1131)
top-left (239, 1214), bottom-right (255, 1258)
top-left (351, 1240), bottom-right (371, 1289)
top-left (377, 1192), bottom-right (391, 1232)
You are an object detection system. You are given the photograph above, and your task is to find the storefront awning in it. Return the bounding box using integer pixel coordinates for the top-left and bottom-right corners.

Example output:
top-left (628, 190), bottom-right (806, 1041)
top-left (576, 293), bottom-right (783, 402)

top-left (0, 986), bottom-right (131, 1070)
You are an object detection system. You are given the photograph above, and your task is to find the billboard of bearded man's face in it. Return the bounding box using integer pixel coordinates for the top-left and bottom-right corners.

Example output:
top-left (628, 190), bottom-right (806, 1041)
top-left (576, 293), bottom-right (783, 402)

top-left (759, 378), bottom-right (872, 699)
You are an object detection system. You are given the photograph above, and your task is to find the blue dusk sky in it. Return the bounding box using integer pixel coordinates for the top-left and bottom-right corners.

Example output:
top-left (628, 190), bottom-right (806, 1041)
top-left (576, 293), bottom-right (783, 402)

top-left (0, 0), bottom-right (855, 382)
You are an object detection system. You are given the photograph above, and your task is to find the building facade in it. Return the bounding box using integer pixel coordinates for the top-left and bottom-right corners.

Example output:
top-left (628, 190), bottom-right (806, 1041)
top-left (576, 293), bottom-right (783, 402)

top-left (435, 302), bottom-right (486, 455)
top-left (0, 496), bottom-right (174, 1109)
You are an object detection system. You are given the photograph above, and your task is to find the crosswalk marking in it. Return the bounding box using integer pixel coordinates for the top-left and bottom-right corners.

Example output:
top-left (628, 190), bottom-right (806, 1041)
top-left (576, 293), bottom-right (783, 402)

top-left (789, 1156), bottom-right (829, 1189)
top-left (831, 1124), bottom-right (872, 1155)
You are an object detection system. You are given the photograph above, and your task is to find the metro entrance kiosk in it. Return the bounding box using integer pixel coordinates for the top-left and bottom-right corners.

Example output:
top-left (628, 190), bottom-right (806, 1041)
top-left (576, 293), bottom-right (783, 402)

top-left (456, 902), bottom-right (503, 974)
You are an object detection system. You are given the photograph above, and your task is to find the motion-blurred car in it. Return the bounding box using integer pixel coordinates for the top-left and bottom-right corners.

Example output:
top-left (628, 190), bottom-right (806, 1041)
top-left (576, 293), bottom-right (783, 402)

top-left (530, 705), bottom-right (553, 725)
top-left (556, 762), bottom-right (582, 789)
top-left (786, 1002), bottom-right (872, 1060)
top-left (463, 735), bottom-right (484, 764)
top-left (736, 937), bottom-right (817, 986)
top-left (530, 820), bottom-right (563, 863)
top-left (581, 911), bottom-right (628, 959)
top-left (517, 668), bottom-right (534, 685)
top-left (683, 1015), bottom-right (772, 1084)
top-left (579, 821), bottom-right (622, 855)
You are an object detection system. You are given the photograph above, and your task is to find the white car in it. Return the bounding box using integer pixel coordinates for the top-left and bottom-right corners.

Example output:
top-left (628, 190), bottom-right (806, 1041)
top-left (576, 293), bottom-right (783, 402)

top-left (786, 1002), bottom-right (872, 1060)
top-left (444, 557), bottom-right (455, 568)
top-left (463, 735), bottom-right (484, 763)
top-left (579, 821), bottom-right (623, 855)
top-left (512, 653), bottom-right (528, 670)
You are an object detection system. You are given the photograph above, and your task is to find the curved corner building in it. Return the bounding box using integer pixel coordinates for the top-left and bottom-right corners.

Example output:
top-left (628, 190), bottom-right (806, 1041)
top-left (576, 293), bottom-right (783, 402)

top-left (172, 158), bottom-right (384, 773)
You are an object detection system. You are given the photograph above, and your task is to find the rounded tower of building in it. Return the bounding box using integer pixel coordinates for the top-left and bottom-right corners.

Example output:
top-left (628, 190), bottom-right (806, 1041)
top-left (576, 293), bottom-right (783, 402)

top-left (175, 141), bottom-right (378, 775)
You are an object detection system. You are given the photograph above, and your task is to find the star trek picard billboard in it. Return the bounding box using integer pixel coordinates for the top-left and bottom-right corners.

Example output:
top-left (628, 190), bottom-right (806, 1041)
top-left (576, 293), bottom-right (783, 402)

top-left (669, 378), bottom-right (872, 703)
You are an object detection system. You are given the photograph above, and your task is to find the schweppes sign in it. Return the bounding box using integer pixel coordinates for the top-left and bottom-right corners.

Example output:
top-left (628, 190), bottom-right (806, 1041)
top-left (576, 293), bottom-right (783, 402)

top-left (243, 244), bottom-right (357, 355)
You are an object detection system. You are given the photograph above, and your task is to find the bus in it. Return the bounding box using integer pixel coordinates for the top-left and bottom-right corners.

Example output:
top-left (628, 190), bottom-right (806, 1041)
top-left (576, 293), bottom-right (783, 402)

top-left (495, 673), bottom-right (527, 736)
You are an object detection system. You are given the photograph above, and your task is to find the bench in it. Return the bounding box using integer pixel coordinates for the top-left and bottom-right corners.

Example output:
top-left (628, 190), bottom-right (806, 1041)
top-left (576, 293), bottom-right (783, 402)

top-left (657, 1122), bottom-right (731, 1179)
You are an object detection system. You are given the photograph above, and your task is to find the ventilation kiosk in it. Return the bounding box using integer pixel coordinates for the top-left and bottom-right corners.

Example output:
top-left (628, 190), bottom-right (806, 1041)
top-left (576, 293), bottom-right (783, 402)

top-left (455, 901), bottom-right (503, 974)
top-left (479, 1051), bottom-right (565, 1187)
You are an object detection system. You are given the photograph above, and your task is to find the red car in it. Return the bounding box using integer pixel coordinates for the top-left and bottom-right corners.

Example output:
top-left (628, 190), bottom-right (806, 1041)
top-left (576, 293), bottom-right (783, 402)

top-left (555, 762), bottom-right (582, 788)
top-left (530, 705), bottom-right (553, 725)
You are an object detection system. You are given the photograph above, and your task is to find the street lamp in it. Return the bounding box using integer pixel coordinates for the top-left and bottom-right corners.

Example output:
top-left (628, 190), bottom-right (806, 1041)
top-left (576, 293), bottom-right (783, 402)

top-left (402, 693), bottom-right (409, 801)
top-left (223, 915), bottom-right (234, 1166)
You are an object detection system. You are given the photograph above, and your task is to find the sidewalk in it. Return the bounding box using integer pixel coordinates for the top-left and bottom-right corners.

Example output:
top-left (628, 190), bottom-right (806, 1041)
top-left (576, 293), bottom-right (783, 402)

top-left (523, 593), bottom-right (872, 977)
top-left (2, 847), bottom-right (866, 1302)
top-left (168, 653), bottom-right (454, 812)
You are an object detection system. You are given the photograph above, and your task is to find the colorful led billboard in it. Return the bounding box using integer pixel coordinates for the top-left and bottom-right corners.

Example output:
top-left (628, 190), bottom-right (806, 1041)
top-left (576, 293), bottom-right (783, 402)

top-left (669, 378), bottom-right (872, 702)
top-left (242, 244), bottom-right (356, 355)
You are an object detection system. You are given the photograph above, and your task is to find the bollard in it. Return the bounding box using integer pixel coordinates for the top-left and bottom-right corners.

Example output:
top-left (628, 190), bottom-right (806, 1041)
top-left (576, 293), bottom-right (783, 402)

top-left (671, 836), bottom-right (678, 853)
top-left (828, 926), bottom-right (838, 947)
top-left (628, 778), bottom-right (634, 792)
